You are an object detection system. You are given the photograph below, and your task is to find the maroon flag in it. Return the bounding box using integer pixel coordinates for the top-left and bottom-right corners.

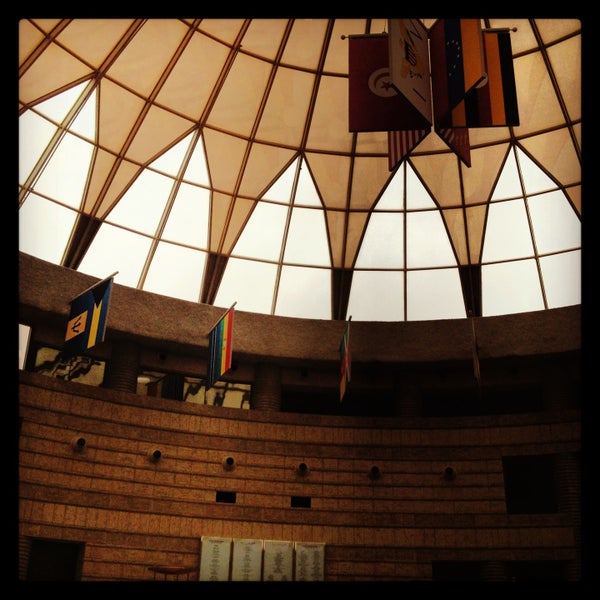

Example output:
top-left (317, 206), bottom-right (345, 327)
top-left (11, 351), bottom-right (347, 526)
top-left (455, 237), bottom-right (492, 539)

top-left (388, 128), bottom-right (430, 170)
top-left (348, 34), bottom-right (431, 132)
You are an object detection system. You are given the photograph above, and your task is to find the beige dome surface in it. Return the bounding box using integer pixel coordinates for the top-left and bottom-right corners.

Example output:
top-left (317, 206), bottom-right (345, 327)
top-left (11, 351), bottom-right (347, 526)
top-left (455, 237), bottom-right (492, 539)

top-left (18, 18), bottom-right (581, 322)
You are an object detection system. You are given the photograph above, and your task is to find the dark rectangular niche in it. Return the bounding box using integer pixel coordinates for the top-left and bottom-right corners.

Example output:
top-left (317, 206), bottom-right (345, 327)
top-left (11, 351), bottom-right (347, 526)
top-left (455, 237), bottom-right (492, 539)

top-left (291, 495), bottom-right (311, 508)
top-left (216, 490), bottom-right (237, 503)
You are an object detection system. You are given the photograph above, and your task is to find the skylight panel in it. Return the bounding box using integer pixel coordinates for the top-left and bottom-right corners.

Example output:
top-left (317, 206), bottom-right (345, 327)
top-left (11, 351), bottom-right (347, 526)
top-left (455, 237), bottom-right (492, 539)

top-left (161, 182), bottom-right (210, 249)
top-left (143, 242), bottom-right (206, 302)
top-left (482, 259), bottom-right (545, 316)
top-left (406, 211), bottom-right (457, 268)
top-left (482, 199), bottom-right (535, 262)
top-left (528, 190), bottom-right (581, 254)
top-left (407, 268), bottom-right (465, 320)
top-left (517, 148), bottom-right (559, 195)
top-left (405, 164), bottom-right (433, 209)
top-left (283, 207), bottom-right (330, 266)
top-left (32, 131), bottom-right (94, 209)
top-left (275, 265), bottom-right (331, 319)
top-left (31, 81), bottom-right (87, 123)
top-left (540, 251), bottom-right (581, 309)
top-left (375, 167), bottom-right (405, 210)
top-left (151, 132), bottom-right (195, 177)
top-left (19, 194), bottom-right (75, 263)
top-left (78, 223), bottom-right (153, 287)
top-left (183, 136), bottom-right (211, 186)
top-left (232, 202), bottom-right (288, 260)
top-left (19, 111), bottom-right (57, 184)
top-left (491, 150), bottom-right (523, 200)
top-left (106, 170), bottom-right (172, 236)
top-left (355, 213), bottom-right (404, 268)
top-left (215, 257), bottom-right (278, 314)
top-left (346, 271), bottom-right (404, 321)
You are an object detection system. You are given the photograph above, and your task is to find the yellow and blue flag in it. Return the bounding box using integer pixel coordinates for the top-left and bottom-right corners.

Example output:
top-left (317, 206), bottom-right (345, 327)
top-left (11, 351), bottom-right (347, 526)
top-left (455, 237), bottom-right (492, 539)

top-left (64, 276), bottom-right (114, 357)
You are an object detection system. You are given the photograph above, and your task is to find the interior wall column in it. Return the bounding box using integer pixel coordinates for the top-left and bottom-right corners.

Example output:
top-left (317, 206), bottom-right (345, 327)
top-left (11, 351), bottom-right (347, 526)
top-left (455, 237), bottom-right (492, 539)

top-left (104, 339), bottom-right (140, 393)
top-left (251, 363), bottom-right (281, 411)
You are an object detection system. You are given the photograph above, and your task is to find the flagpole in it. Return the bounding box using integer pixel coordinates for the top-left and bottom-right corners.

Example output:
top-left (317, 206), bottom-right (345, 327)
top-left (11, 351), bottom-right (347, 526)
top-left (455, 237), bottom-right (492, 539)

top-left (69, 271), bottom-right (119, 302)
top-left (206, 301), bottom-right (237, 336)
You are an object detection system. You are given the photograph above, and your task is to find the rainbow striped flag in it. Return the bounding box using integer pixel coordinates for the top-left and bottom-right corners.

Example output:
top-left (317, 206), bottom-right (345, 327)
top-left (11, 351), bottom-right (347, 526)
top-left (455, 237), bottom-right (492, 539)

top-left (207, 306), bottom-right (234, 389)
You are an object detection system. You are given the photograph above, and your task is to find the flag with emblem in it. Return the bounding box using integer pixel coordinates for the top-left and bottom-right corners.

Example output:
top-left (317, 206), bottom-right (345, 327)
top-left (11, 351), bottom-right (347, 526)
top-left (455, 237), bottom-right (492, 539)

top-left (348, 34), bottom-right (431, 132)
top-left (64, 274), bottom-right (115, 357)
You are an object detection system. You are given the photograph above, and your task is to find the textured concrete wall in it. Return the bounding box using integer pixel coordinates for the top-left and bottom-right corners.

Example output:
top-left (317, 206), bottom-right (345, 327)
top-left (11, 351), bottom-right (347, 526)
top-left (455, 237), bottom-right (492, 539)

top-left (19, 371), bottom-right (581, 582)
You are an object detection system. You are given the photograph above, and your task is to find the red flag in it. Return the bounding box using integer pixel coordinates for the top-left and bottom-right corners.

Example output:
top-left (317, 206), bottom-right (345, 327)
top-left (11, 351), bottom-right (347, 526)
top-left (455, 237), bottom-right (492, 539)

top-left (348, 34), bottom-right (431, 132)
top-left (388, 128), bottom-right (430, 170)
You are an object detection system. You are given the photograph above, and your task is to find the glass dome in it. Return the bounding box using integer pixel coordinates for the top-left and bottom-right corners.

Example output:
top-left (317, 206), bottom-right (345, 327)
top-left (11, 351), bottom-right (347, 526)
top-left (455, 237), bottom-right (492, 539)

top-left (18, 18), bottom-right (581, 321)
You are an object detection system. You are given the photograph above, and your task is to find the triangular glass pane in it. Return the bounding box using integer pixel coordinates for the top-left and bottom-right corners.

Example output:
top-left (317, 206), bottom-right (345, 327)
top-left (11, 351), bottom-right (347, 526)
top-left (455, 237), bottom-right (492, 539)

top-left (482, 199), bottom-right (534, 262)
top-left (19, 111), bottom-right (57, 183)
top-left (183, 135), bottom-right (210, 186)
top-left (31, 131), bottom-right (94, 208)
top-left (517, 147), bottom-right (559, 195)
top-left (151, 132), bottom-right (195, 177)
top-left (375, 167), bottom-right (404, 210)
top-left (528, 190), bottom-right (581, 253)
top-left (162, 182), bottom-right (210, 249)
top-left (406, 163), bottom-right (434, 209)
top-left (283, 207), bottom-right (330, 266)
top-left (295, 158), bottom-right (322, 207)
top-left (69, 86), bottom-right (96, 139)
top-left (232, 202), bottom-right (287, 260)
top-left (107, 169), bottom-right (172, 235)
top-left (406, 211), bottom-right (457, 268)
top-left (263, 158), bottom-right (296, 203)
top-left (32, 81), bottom-right (88, 123)
top-left (491, 148), bottom-right (523, 201)
top-left (355, 213), bottom-right (404, 268)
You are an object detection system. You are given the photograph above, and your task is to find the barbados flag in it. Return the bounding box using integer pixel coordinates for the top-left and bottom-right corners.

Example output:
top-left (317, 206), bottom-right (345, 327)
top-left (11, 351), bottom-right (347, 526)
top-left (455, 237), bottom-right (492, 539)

top-left (64, 275), bottom-right (114, 357)
top-left (207, 306), bottom-right (234, 389)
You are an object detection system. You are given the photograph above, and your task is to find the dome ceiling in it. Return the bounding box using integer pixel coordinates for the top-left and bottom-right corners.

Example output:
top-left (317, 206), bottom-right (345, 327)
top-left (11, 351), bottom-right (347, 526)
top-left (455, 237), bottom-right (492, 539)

top-left (18, 18), bottom-right (581, 321)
